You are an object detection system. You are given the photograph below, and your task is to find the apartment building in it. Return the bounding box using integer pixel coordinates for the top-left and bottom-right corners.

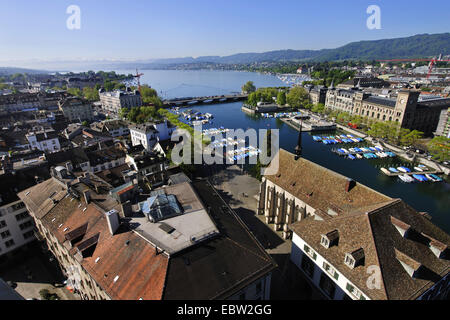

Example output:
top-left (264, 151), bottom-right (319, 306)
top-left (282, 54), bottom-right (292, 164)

top-left (90, 120), bottom-right (130, 138)
top-left (26, 129), bottom-right (61, 153)
top-left (58, 97), bottom-right (94, 122)
top-left (0, 159), bottom-right (50, 259)
top-left (99, 88), bottom-right (142, 115)
top-left (18, 169), bottom-right (276, 300)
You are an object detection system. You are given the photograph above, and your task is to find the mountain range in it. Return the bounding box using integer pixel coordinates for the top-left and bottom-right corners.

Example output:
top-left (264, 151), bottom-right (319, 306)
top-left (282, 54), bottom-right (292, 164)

top-left (145, 33), bottom-right (450, 65)
top-left (1, 33), bottom-right (449, 72)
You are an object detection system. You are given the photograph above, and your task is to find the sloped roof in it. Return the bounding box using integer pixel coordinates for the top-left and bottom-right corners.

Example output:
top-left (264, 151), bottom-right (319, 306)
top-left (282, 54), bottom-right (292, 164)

top-left (290, 199), bottom-right (450, 300)
top-left (264, 149), bottom-right (391, 216)
top-left (19, 180), bottom-right (169, 300)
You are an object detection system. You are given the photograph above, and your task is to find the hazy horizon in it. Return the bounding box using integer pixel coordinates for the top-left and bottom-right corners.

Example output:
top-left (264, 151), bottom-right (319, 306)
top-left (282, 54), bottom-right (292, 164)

top-left (1, 0), bottom-right (449, 70)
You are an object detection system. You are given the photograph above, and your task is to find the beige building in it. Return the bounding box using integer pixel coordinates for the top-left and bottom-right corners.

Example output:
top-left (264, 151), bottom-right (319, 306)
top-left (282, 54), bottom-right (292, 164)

top-left (58, 97), bottom-right (94, 122)
top-left (325, 87), bottom-right (450, 135)
top-left (99, 88), bottom-right (142, 115)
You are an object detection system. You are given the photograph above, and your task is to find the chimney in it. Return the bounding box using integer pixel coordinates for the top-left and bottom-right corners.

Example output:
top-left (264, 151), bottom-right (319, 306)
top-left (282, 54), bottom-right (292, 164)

top-left (83, 190), bottom-right (91, 204)
top-left (120, 201), bottom-right (132, 218)
top-left (65, 161), bottom-right (73, 172)
top-left (83, 172), bottom-right (90, 183)
top-left (345, 178), bottom-right (356, 192)
top-left (105, 209), bottom-right (120, 235)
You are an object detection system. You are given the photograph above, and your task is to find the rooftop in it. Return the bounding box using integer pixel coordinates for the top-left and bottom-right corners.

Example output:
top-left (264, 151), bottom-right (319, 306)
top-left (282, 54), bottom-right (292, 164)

top-left (129, 182), bottom-right (219, 255)
top-left (290, 199), bottom-right (450, 300)
top-left (264, 149), bottom-right (391, 218)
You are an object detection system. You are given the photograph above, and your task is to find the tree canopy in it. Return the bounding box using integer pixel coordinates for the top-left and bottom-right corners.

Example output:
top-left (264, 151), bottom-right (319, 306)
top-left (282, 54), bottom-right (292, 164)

top-left (286, 87), bottom-right (309, 109)
top-left (242, 81), bottom-right (256, 94)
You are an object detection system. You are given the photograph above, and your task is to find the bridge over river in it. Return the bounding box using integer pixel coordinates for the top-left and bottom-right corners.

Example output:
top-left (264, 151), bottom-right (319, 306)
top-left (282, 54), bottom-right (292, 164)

top-left (163, 93), bottom-right (248, 106)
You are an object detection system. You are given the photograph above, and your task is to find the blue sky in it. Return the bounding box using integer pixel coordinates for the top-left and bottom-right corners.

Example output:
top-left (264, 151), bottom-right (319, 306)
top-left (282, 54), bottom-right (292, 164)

top-left (0, 0), bottom-right (449, 65)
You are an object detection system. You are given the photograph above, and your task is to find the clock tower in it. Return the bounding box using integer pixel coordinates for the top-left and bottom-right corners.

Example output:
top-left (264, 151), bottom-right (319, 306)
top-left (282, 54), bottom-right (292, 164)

top-left (395, 90), bottom-right (420, 128)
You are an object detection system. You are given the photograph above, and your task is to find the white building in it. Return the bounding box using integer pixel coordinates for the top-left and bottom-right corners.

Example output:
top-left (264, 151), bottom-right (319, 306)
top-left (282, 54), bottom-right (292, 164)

top-left (0, 198), bottom-right (35, 257)
top-left (129, 121), bottom-right (175, 151)
top-left (26, 130), bottom-right (61, 153)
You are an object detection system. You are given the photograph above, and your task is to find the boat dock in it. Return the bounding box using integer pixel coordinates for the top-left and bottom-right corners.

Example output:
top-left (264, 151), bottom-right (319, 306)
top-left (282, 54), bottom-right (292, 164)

top-left (380, 169), bottom-right (443, 177)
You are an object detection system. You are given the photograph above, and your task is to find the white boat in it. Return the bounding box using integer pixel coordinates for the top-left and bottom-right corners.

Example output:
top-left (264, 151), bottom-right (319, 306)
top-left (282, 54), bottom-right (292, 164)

top-left (425, 174), bottom-right (436, 182)
top-left (399, 174), bottom-right (414, 183)
top-left (397, 167), bottom-right (409, 173)
top-left (414, 166), bottom-right (423, 172)
top-left (356, 154), bottom-right (363, 159)
top-left (381, 168), bottom-right (390, 175)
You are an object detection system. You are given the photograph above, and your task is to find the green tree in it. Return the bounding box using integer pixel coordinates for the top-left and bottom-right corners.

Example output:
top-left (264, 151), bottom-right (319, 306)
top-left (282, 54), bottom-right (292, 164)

top-left (277, 91), bottom-right (286, 106)
top-left (242, 81), bottom-right (256, 94)
top-left (286, 87), bottom-right (309, 109)
top-left (428, 136), bottom-right (450, 162)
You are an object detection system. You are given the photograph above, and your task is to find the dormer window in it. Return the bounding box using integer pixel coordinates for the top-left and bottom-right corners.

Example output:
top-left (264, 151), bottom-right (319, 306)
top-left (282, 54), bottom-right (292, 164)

top-left (344, 248), bottom-right (365, 269)
top-left (321, 230), bottom-right (339, 249)
top-left (345, 254), bottom-right (355, 268)
top-left (421, 233), bottom-right (448, 259)
top-left (390, 216), bottom-right (411, 238)
top-left (395, 248), bottom-right (422, 278)
top-left (321, 236), bottom-right (329, 248)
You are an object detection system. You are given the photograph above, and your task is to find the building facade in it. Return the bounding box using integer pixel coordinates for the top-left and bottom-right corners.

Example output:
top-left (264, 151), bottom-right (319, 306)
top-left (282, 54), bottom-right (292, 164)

top-left (58, 97), bottom-right (94, 122)
top-left (26, 130), bottom-right (61, 153)
top-left (325, 88), bottom-right (450, 135)
top-left (434, 108), bottom-right (450, 138)
top-left (99, 89), bottom-right (142, 115)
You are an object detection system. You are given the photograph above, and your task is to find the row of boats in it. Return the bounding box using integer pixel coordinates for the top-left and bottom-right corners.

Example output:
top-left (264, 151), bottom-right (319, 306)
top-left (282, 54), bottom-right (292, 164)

top-left (380, 165), bottom-right (444, 183)
top-left (226, 146), bottom-right (262, 162)
top-left (398, 173), bottom-right (443, 183)
top-left (203, 127), bottom-right (231, 136)
top-left (210, 137), bottom-right (246, 148)
top-left (261, 112), bottom-right (303, 119)
top-left (335, 146), bottom-right (397, 160)
top-left (313, 134), bottom-right (364, 144)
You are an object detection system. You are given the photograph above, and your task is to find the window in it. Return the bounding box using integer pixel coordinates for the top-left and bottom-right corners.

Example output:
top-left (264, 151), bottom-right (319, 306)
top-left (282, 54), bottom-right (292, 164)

top-left (15, 212), bottom-right (29, 221)
top-left (23, 230), bottom-right (34, 239)
top-left (346, 283), bottom-right (365, 300)
top-left (256, 281), bottom-right (262, 295)
top-left (19, 221), bottom-right (33, 230)
top-left (319, 273), bottom-right (336, 298)
top-left (5, 239), bottom-right (15, 248)
top-left (0, 220), bottom-right (6, 229)
top-left (12, 202), bottom-right (25, 211)
top-left (304, 244), bottom-right (317, 260)
top-left (320, 236), bottom-right (329, 248)
top-left (323, 262), bottom-right (339, 280)
top-left (345, 254), bottom-right (355, 268)
top-left (1, 230), bottom-right (11, 239)
top-left (301, 254), bottom-right (315, 278)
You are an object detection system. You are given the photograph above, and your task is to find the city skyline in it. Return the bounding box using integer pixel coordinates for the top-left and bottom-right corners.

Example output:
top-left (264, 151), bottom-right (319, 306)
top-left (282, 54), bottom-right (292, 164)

top-left (1, 0), bottom-right (449, 68)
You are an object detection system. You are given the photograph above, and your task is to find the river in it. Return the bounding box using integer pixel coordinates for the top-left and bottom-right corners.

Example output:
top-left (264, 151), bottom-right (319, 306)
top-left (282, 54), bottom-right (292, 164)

top-left (107, 69), bottom-right (450, 232)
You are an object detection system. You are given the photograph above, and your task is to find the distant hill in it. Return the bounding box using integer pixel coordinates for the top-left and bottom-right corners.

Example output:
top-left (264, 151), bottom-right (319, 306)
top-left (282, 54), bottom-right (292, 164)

top-left (148, 33), bottom-right (450, 65)
top-left (0, 66), bottom-right (49, 75)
